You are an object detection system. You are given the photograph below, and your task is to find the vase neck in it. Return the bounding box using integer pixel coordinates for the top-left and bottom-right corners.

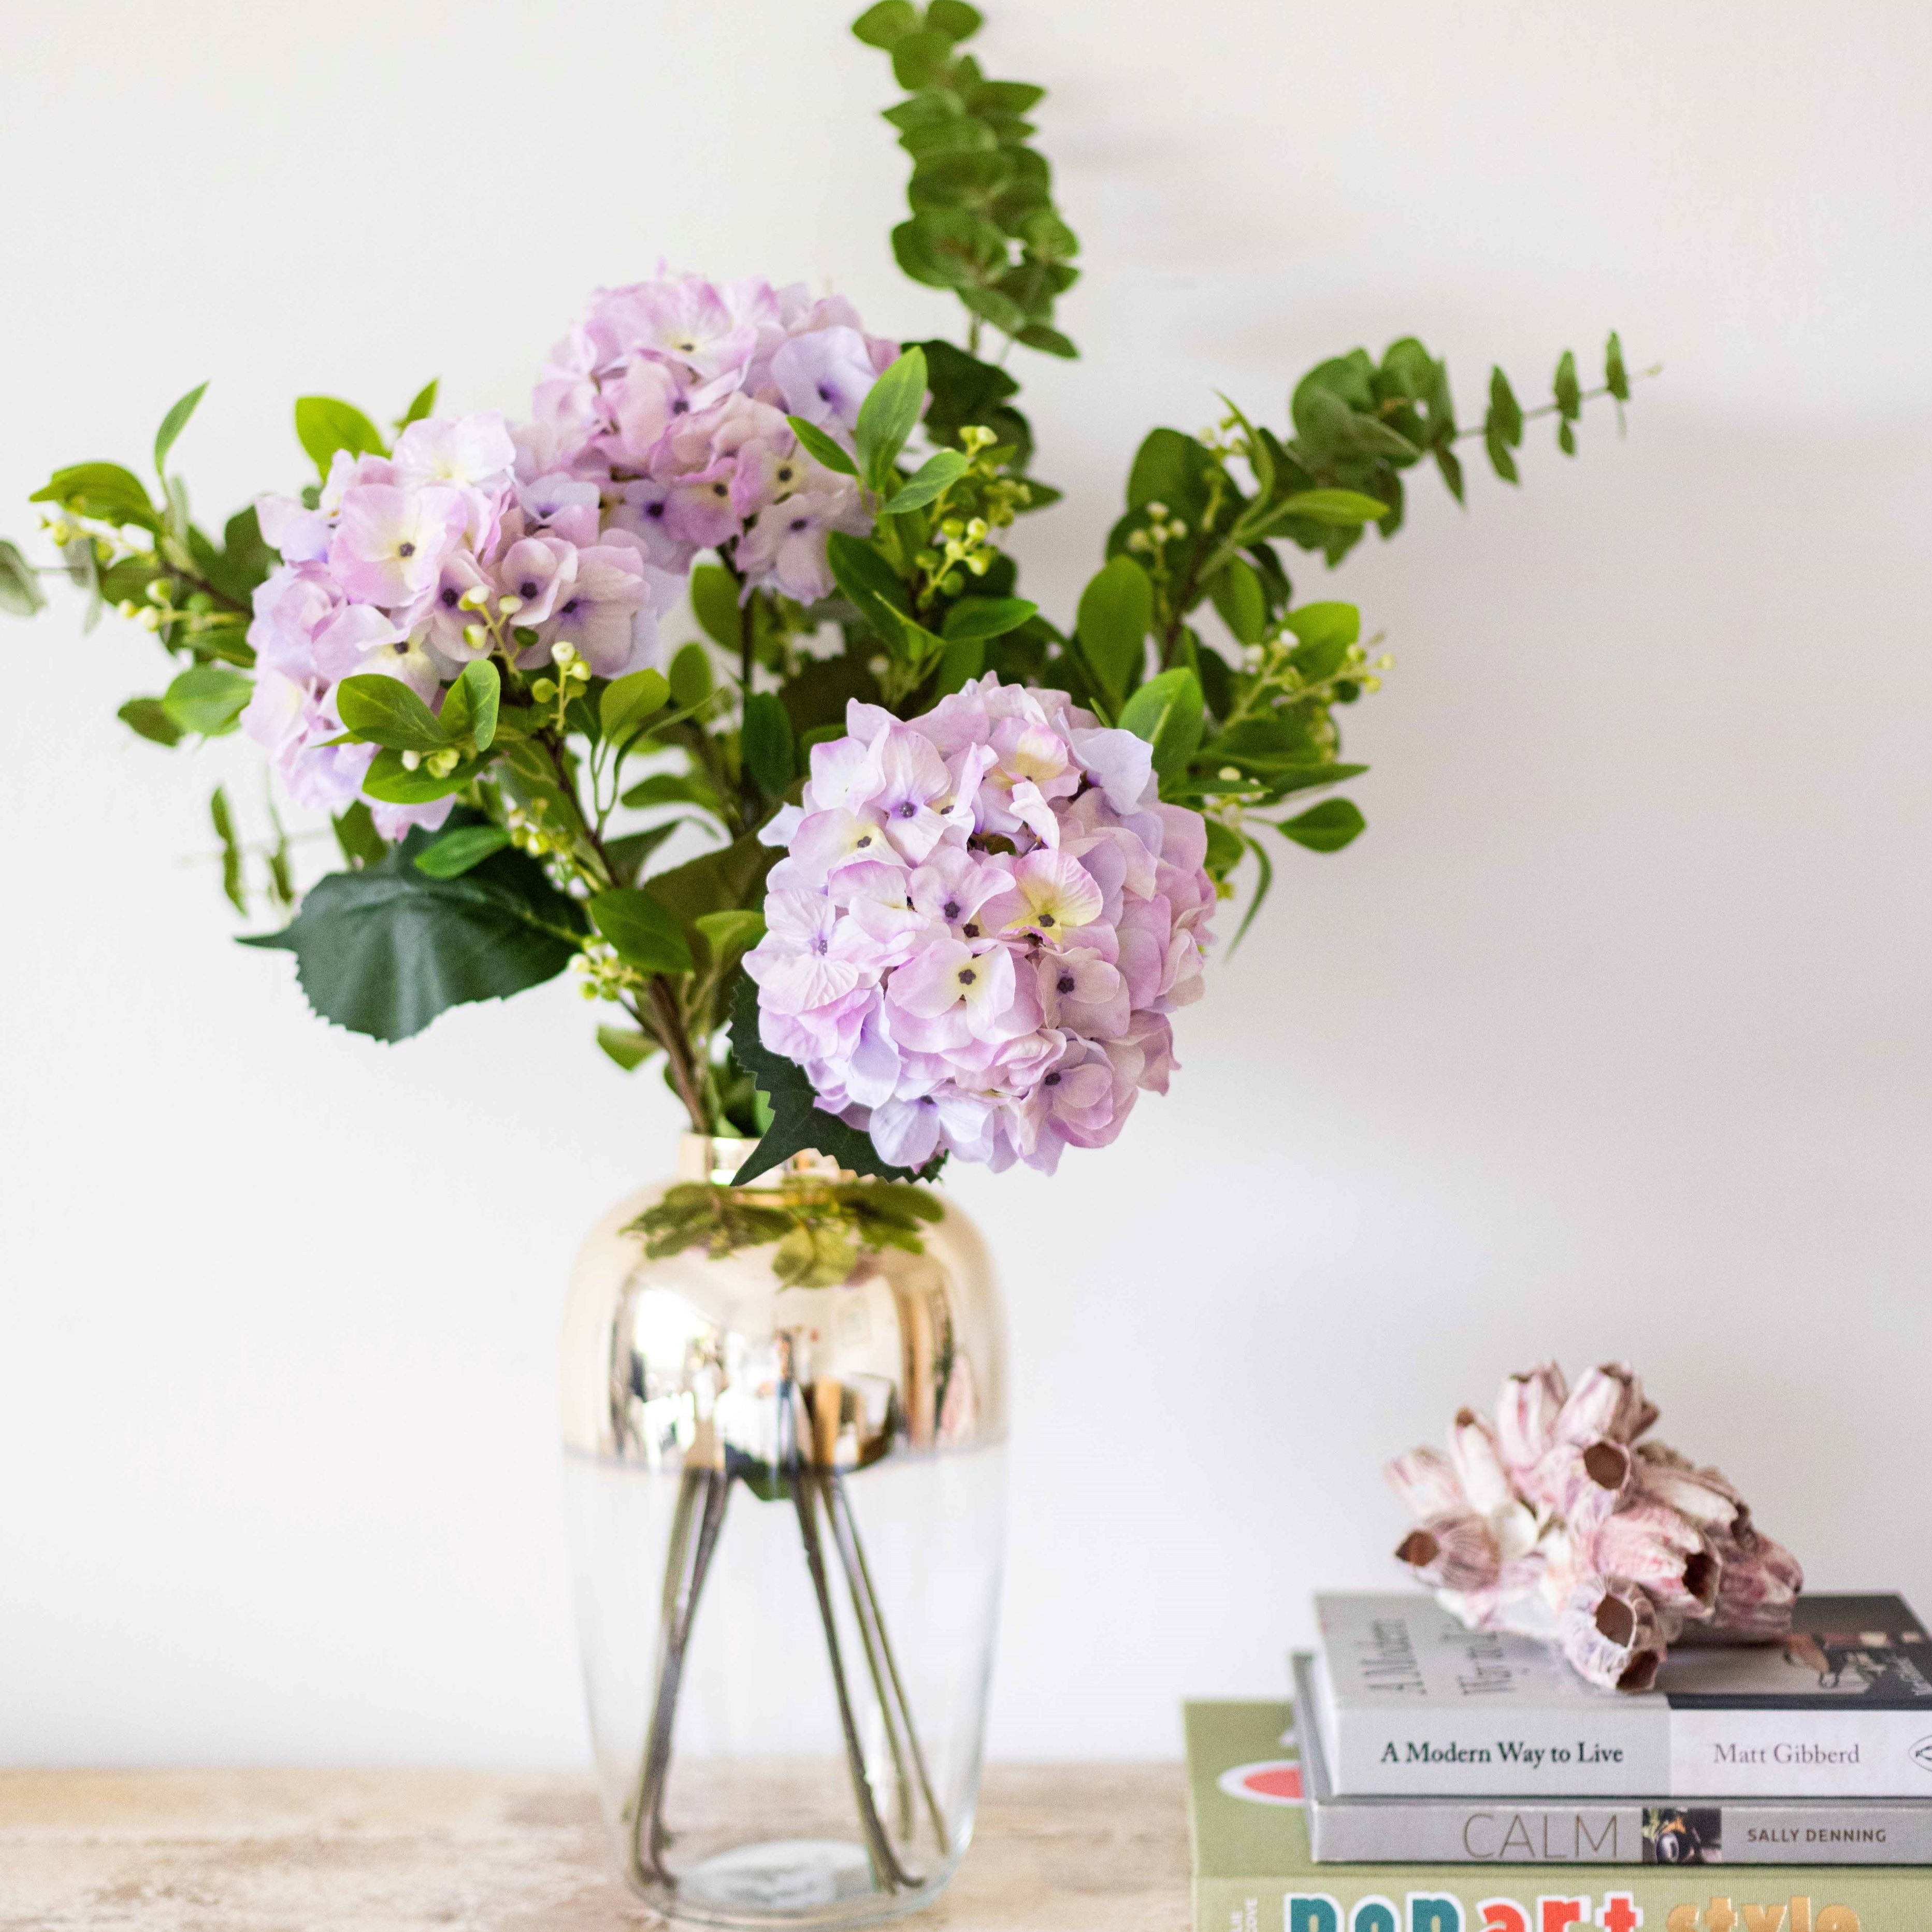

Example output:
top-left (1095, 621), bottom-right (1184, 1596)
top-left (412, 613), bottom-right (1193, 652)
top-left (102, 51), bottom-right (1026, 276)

top-left (676, 1134), bottom-right (852, 1188)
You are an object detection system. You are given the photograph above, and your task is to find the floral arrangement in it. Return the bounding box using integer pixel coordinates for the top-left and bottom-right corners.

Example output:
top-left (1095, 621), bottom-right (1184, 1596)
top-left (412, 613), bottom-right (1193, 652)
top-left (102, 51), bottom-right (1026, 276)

top-left (1387, 1363), bottom-right (1803, 1692)
top-left (0, 1), bottom-right (1643, 1189)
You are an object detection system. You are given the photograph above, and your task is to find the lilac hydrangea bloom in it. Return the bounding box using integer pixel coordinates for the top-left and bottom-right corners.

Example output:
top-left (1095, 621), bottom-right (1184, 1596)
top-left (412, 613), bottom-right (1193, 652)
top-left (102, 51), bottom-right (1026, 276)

top-left (531, 269), bottom-right (894, 600)
top-left (743, 675), bottom-right (1218, 1175)
top-left (246, 408), bottom-right (672, 844)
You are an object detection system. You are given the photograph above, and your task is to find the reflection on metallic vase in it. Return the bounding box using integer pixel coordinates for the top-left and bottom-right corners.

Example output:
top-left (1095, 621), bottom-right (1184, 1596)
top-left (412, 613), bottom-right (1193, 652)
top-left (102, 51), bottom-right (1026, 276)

top-left (560, 1135), bottom-right (1008, 1929)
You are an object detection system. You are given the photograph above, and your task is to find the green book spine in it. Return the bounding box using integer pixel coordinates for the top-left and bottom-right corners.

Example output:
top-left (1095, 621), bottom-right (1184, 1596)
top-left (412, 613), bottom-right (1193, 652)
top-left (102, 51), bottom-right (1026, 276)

top-left (1187, 1700), bottom-right (1932, 1932)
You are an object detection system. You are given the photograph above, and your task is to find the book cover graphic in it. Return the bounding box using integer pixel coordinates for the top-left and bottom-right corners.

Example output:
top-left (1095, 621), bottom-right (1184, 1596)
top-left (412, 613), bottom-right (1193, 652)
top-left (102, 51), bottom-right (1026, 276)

top-left (1186, 1699), bottom-right (1931, 1931)
top-left (1664, 1597), bottom-right (1932, 1708)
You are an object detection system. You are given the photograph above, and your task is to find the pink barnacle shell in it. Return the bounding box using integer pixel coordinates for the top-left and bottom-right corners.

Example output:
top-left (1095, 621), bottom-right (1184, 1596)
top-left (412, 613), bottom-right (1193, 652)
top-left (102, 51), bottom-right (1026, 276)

top-left (1633, 1440), bottom-right (1746, 1532)
top-left (1556, 1363), bottom-right (1661, 1448)
top-left (1709, 1525), bottom-right (1803, 1637)
top-left (1549, 1437), bottom-right (1636, 1536)
top-left (1593, 1501), bottom-right (1721, 1622)
top-left (1559, 1579), bottom-right (1667, 1694)
top-left (1495, 1362), bottom-right (1568, 1474)
top-left (1448, 1408), bottom-right (1514, 1516)
top-left (1385, 1446), bottom-right (1466, 1520)
top-left (1394, 1511), bottom-right (1501, 1593)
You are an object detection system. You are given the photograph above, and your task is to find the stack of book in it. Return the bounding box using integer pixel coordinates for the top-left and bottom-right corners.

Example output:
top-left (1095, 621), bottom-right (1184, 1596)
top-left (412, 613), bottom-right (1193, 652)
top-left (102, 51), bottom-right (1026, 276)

top-left (1187, 1592), bottom-right (1932, 1931)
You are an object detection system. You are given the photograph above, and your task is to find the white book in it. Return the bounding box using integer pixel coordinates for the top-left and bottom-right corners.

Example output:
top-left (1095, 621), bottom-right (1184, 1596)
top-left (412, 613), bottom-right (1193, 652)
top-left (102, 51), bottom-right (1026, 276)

top-left (1313, 1591), bottom-right (1932, 1799)
top-left (1294, 1653), bottom-right (1932, 1864)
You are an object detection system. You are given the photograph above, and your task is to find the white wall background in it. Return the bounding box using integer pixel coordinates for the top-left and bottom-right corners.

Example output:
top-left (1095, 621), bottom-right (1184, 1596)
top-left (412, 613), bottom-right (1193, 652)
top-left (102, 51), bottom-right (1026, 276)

top-left (3, 0), bottom-right (1929, 1768)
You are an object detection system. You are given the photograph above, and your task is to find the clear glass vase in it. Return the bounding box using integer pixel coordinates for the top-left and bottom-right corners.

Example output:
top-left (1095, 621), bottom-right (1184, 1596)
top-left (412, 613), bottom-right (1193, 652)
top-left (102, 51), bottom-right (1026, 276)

top-left (560, 1134), bottom-right (1007, 1928)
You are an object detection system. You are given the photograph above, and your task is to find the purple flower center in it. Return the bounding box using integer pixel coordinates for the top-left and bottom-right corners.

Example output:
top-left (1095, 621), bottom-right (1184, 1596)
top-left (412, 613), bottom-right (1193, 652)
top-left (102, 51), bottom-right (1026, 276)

top-left (812, 935), bottom-right (829, 956)
top-left (941, 900), bottom-right (960, 920)
top-left (671, 399), bottom-right (689, 415)
top-left (397, 541), bottom-right (416, 558)
top-left (896, 800), bottom-right (917, 818)
top-left (560, 598), bottom-right (579, 615)
top-left (962, 921), bottom-right (979, 938)
top-left (1037, 912), bottom-right (1056, 927)
top-left (1044, 1071), bottom-right (1061, 1086)
top-left (957, 968), bottom-right (976, 986)
top-left (520, 580), bottom-right (538, 598)
top-left (441, 588), bottom-right (459, 608)
top-left (646, 502), bottom-right (665, 519)
top-left (789, 517), bottom-right (809, 532)
top-left (1057, 974), bottom-right (1075, 994)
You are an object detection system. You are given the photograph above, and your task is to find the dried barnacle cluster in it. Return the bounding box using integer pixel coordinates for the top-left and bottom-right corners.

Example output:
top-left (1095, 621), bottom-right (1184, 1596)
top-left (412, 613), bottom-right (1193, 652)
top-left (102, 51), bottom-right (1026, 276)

top-left (1386, 1362), bottom-right (1803, 1693)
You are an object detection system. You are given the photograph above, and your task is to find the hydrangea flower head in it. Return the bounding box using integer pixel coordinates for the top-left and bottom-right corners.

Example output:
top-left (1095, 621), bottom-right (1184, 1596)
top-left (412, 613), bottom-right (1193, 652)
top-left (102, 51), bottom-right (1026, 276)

top-left (743, 675), bottom-right (1217, 1174)
top-left (244, 409), bottom-right (671, 843)
top-left (532, 270), bottom-right (898, 602)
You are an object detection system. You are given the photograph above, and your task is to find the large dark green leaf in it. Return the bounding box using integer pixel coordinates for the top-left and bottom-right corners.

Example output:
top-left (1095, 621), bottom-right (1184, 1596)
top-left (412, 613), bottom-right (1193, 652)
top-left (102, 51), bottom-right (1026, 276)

top-left (726, 974), bottom-right (921, 1185)
top-left (240, 815), bottom-right (584, 1041)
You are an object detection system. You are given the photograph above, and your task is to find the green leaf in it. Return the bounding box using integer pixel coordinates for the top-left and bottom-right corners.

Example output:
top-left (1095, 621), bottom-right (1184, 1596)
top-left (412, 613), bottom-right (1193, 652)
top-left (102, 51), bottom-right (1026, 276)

top-left (1485, 367), bottom-right (1523, 485)
top-left (162, 664), bottom-right (252, 738)
top-left (1126, 428), bottom-right (1218, 517)
top-left (601, 666), bottom-right (671, 747)
top-left (740, 690), bottom-right (796, 798)
top-left (0, 538), bottom-right (46, 616)
top-left (1276, 797), bottom-right (1366, 854)
top-left (1207, 557), bottom-right (1267, 646)
top-left (412, 824), bottom-right (512, 878)
top-left (210, 785), bottom-right (246, 914)
top-left (1014, 323), bottom-right (1077, 359)
top-left (117, 697), bottom-right (182, 745)
top-left (854, 346), bottom-right (929, 493)
top-left (589, 886), bottom-right (697, 976)
top-left (1553, 349), bottom-right (1582, 422)
top-left (941, 596), bottom-right (1036, 642)
top-left (890, 27), bottom-right (954, 88)
top-left (1075, 555), bottom-right (1152, 707)
top-left (851, 0), bottom-right (917, 46)
top-left (785, 415), bottom-right (860, 478)
top-left (668, 642), bottom-right (714, 710)
top-left (241, 814), bottom-right (585, 1041)
top-left (726, 974), bottom-right (922, 1185)
top-left (438, 659), bottom-right (500, 750)
top-left (931, 632), bottom-right (985, 695)
top-left (360, 748), bottom-right (478, 804)
top-left (645, 830), bottom-right (778, 949)
top-left (1118, 667), bottom-right (1205, 784)
top-left (825, 531), bottom-right (914, 642)
top-left (695, 909), bottom-right (766, 963)
top-left (1230, 832), bottom-right (1275, 955)
top-left (598, 1026), bottom-right (658, 1072)
top-left (153, 381), bottom-right (209, 479)
top-left (926, 0), bottom-right (982, 38)
top-left (1605, 330), bottom-right (1630, 403)
top-left (688, 564), bottom-right (743, 648)
top-left (335, 673), bottom-right (449, 752)
top-left (398, 379), bottom-right (439, 429)
top-left (1274, 488), bottom-right (1390, 527)
top-left (622, 770), bottom-right (724, 815)
top-left (331, 800), bottom-right (387, 869)
top-left (29, 463), bottom-right (160, 532)
top-left (881, 447), bottom-right (969, 514)
top-left (294, 396), bottom-right (387, 478)
top-left (1202, 816), bottom-right (1245, 880)
top-left (605, 820), bottom-right (693, 885)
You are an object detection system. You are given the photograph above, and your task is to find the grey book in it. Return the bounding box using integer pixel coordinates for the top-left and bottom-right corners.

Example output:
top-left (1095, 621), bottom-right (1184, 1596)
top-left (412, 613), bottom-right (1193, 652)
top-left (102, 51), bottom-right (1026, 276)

top-left (1313, 1591), bottom-right (1932, 1798)
top-left (1295, 1652), bottom-right (1932, 1865)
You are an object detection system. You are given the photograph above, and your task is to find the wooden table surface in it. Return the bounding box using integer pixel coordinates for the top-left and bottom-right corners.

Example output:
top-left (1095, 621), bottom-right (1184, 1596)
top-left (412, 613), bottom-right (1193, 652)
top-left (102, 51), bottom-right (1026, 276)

top-left (0, 1766), bottom-right (1190, 1932)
